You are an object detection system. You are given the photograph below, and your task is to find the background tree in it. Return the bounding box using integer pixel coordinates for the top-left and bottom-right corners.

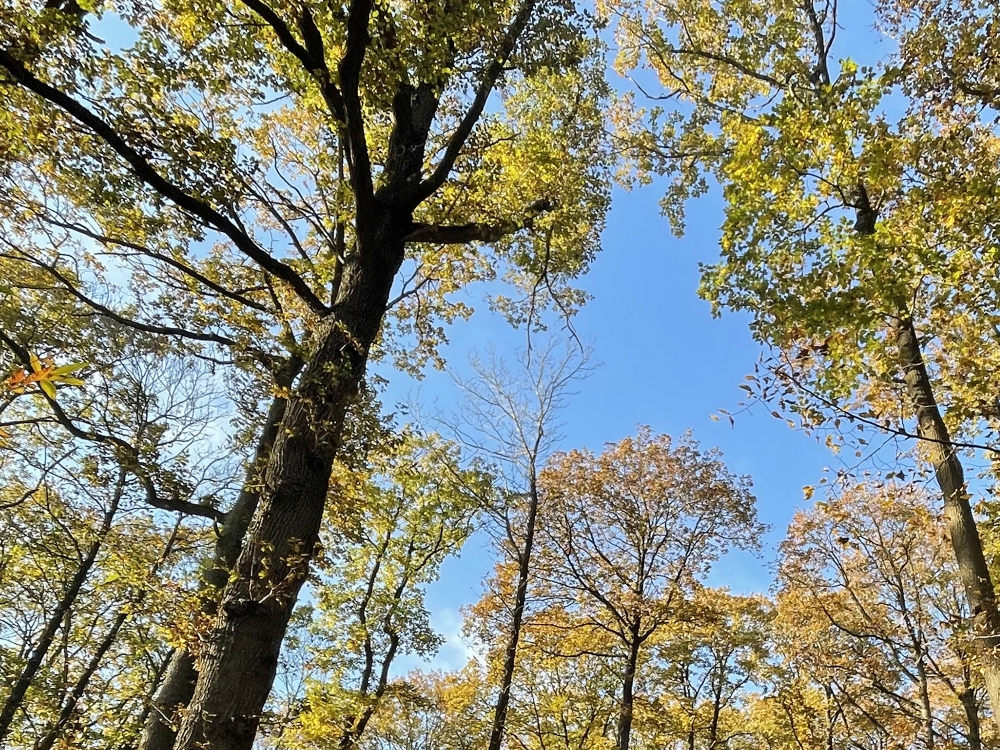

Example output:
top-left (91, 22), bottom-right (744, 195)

top-left (495, 621), bottom-right (620, 750)
top-left (600, 0), bottom-right (1000, 722)
top-left (274, 431), bottom-right (486, 750)
top-left (636, 590), bottom-right (772, 750)
top-left (444, 338), bottom-right (592, 750)
top-left (350, 667), bottom-right (492, 750)
top-left (775, 481), bottom-right (989, 750)
top-left (526, 428), bottom-right (764, 750)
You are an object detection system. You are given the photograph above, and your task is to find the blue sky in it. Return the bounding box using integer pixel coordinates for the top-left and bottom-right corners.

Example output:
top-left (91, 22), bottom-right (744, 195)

top-left (91, 0), bottom-right (889, 673)
top-left (381, 177), bottom-right (838, 670)
top-left (375, 0), bottom-right (906, 672)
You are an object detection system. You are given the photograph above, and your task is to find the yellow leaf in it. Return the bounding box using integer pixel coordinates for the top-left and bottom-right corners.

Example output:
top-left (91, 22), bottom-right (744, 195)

top-left (50, 362), bottom-right (87, 376)
top-left (39, 380), bottom-right (56, 399)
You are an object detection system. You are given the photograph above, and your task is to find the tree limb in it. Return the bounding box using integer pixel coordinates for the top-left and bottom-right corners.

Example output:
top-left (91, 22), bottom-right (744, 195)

top-left (4, 249), bottom-right (256, 355)
top-left (410, 0), bottom-right (539, 206)
top-left (239, 0), bottom-right (375, 223)
top-left (40, 216), bottom-right (272, 313)
top-left (403, 199), bottom-right (553, 244)
top-left (0, 49), bottom-right (328, 315)
top-left (337, 0), bottom-right (376, 218)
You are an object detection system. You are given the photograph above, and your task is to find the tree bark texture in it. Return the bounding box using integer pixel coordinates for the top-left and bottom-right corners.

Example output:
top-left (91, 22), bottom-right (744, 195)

top-left (893, 314), bottom-right (1000, 733)
top-left (959, 682), bottom-right (983, 750)
top-left (172, 230), bottom-right (406, 750)
top-left (140, 364), bottom-right (300, 750)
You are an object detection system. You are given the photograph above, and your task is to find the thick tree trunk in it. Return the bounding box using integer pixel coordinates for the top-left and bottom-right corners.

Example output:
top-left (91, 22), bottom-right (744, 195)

top-left (616, 623), bottom-right (642, 750)
top-left (0, 468), bottom-right (125, 744)
top-left (172, 235), bottom-right (404, 750)
top-left (488, 475), bottom-right (541, 750)
top-left (893, 315), bottom-right (1000, 732)
top-left (140, 363), bottom-right (300, 750)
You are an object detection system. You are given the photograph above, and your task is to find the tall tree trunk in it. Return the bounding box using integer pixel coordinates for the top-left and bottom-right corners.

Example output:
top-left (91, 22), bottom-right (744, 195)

top-left (616, 622), bottom-right (642, 750)
top-left (140, 361), bottom-right (300, 750)
top-left (893, 314), bottom-right (1000, 732)
top-left (958, 682), bottom-right (982, 750)
top-left (172, 234), bottom-right (405, 750)
top-left (824, 684), bottom-right (835, 750)
top-left (0, 468), bottom-right (125, 744)
top-left (914, 654), bottom-right (934, 750)
top-left (708, 666), bottom-right (724, 750)
top-left (488, 475), bottom-right (541, 750)
top-left (35, 599), bottom-right (132, 750)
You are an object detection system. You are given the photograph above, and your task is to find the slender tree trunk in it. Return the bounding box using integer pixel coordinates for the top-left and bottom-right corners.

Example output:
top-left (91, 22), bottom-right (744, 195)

top-left (35, 601), bottom-right (132, 750)
top-left (708, 668), bottom-right (724, 750)
top-left (914, 654), bottom-right (934, 750)
top-left (0, 469), bottom-right (125, 744)
top-left (616, 623), bottom-right (642, 750)
top-left (338, 630), bottom-right (400, 750)
top-left (337, 535), bottom-right (409, 750)
top-left (172, 232), bottom-right (405, 750)
top-left (488, 475), bottom-right (541, 750)
top-left (140, 361), bottom-right (300, 750)
top-left (958, 682), bottom-right (982, 750)
top-left (893, 314), bottom-right (1000, 731)
top-left (131, 652), bottom-right (174, 750)
top-left (42, 524), bottom-right (181, 750)
top-left (824, 683), bottom-right (835, 750)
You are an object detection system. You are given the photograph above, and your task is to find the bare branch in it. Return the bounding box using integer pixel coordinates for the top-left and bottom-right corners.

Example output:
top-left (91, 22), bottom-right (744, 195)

top-left (0, 328), bottom-right (227, 523)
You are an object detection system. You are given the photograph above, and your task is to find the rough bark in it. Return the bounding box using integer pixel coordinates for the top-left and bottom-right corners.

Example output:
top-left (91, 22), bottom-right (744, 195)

top-left (0, 0), bottom-right (547, 743)
top-left (140, 362), bottom-right (300, 750)
top-left (616, 622), bottom-right (642, 750)
top-left (166, 11), bottom-right (530, 736)
top-left (487, 476), bottom-right (541, 750)
top-left (0, 468), bottom-right (125, 744)
top-left (172, 229), bottom-right (406, 750)
top-left (893, 314), bottom-right (1000, 733)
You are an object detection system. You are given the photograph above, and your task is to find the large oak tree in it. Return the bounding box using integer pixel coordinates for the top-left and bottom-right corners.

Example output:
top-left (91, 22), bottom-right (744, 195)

top-left (0, 0), bottom-right (611, 747)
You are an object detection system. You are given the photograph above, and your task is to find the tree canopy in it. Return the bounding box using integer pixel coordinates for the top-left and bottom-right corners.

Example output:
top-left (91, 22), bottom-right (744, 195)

top-left (3, 0), bottom-right (1000, 748)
